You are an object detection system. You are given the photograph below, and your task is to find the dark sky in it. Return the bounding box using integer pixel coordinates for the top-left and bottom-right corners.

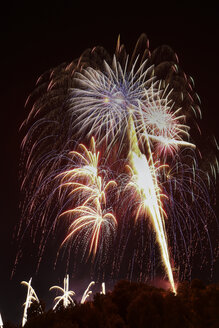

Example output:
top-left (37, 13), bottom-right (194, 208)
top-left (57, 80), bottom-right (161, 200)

top-left (1, 1), bottom-right (218, 324)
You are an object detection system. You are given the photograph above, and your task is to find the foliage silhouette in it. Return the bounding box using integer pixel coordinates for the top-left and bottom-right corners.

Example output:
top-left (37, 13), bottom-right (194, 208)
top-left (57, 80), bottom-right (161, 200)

top-left (5, 279), bottom-right (219, 327)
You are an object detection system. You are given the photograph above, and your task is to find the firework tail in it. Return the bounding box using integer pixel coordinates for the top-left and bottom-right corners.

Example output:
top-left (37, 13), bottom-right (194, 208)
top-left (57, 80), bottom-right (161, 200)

top-left (127, 114), bottom-right (176, 294)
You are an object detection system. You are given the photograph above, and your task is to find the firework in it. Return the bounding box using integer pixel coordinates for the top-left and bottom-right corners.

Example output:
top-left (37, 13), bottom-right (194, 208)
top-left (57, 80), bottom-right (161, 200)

top-left (81, 281), bottom-right (95, 304)
top-left (21, 278), bottom-right (42, 327)
top-left (18, 34), bottom-right (218, 292)
top-left (61, 201), bottom-right (117, 257)
top-left (58, 138), bottom-right (117, 258)
top-left (50, 274), bottom-right (75, 309)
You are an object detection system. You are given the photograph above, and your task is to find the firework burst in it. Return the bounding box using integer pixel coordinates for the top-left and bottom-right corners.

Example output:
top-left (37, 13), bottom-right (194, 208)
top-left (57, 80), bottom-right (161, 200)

top-left (17, 34), bottom-right (218, 292)
top-left (50, 274), bottom-right (75, 309)
top-left (58, 137), bottom-right (117, 259)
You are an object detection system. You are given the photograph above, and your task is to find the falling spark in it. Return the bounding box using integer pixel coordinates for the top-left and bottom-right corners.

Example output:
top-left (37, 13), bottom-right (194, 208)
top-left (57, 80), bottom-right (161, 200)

top-left (50, 274), bottom-right (75, 310)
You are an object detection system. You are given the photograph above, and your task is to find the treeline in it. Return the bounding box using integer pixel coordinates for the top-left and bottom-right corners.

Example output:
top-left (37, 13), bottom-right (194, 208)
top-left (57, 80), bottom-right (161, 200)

top-left (5, 279), bottom-right (219, 328)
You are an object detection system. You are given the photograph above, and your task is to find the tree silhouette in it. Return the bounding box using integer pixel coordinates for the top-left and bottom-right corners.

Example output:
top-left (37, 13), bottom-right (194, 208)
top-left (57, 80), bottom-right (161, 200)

top-left (27, 299), bottom-right (45, 320)
top-left (5, 279), bottom-right (219, 328)
top-left (3, 321), bottom-right (17, 328)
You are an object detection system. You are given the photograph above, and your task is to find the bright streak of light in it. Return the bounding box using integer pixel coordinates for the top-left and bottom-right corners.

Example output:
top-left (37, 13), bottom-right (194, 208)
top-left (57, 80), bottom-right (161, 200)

top-left (81, 281), bottom-right (95, 304)
top-left (147, 134), bottom-right (196, 149)
top-left (127, 115), bottom-right (176, 294)
top-left (100, 282), bottom-right (106, 295)
top-left (21, 278), bottom-right (41, 327)
top-left (50, 274), bottom-right (75, 310)
top-left (0, 313), bottom-right (3, 328)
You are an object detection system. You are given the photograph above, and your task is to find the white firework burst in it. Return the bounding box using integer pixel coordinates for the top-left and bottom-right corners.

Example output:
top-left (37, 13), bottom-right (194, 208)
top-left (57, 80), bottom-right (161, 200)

top-left (68, 56), bottom-right (157, 154)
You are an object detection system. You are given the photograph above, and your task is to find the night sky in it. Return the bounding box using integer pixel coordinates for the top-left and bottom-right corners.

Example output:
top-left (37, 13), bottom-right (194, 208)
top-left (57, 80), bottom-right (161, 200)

top-left (1, 1), bottom-right (219, 324)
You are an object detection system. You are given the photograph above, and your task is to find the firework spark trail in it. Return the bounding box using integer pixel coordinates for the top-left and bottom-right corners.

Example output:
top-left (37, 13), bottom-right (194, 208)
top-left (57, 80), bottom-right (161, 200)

top-left (126, 115), bottom-right (176, 293)
top-left (58, 139), bottom-right (117, 208)
top-left (58, 138), bottom-right (117, 258)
